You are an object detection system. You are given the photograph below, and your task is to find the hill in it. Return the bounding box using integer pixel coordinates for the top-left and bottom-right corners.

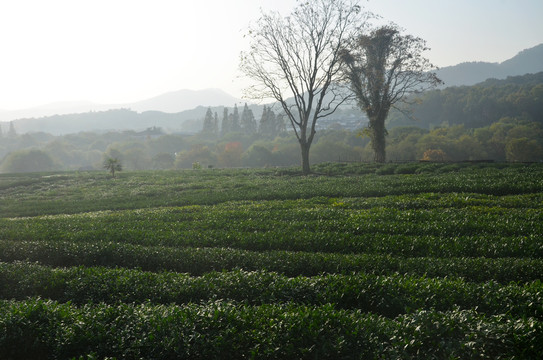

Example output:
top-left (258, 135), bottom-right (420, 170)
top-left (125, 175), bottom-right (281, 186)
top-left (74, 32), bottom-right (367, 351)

top-left (128, 88), bottom-right (242, 113)
top-left (436, 43), bottom-right (543, 87)
top-left (3, 44), bottom-right (542, 135)
top-left (388, 72), bottom-right (543, 129)
top-left (0, 88), bottom-right (243, 125)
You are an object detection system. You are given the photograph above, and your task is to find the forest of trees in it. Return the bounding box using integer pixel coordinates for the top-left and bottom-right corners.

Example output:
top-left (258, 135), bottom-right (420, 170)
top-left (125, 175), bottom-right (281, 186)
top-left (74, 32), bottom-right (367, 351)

top-left (388, 72), bottom-right (543, 129)
top-left (0, 73), bottom-right (542, 173)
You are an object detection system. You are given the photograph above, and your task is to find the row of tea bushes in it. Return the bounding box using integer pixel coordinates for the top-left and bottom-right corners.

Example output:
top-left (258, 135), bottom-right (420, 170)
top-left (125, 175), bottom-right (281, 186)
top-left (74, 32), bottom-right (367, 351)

top-left (3, 200), bottom-right (541, 238)
top-left (1, 204), bottom-right (541, 257)
top-left (1, 164), bottom-right (542, 358)
top-left (1, 262), bottom-right (541, 319)
top-left (1, 298), bottom-right (540, 359)
top-left (1, 240), bottom-right (542, 283)
top-left (1, 165), bottom-right (542, 218)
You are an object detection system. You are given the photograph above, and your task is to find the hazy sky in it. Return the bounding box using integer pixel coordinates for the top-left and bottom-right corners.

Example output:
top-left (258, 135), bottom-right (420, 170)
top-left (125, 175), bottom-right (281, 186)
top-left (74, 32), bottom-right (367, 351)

top-left (0, 0), bottom-right (541, 110)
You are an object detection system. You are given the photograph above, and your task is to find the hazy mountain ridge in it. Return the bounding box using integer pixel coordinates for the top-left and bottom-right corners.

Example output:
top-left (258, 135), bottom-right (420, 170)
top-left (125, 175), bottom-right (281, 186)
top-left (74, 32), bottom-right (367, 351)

top-left (129, 89), bottom-right (243, 113)
top-left (2, 44), bottom-right (542, 135)
top-left (436, 43), bottom-right (543, 87)
top-left (0, 89), bottom-right (243, 124)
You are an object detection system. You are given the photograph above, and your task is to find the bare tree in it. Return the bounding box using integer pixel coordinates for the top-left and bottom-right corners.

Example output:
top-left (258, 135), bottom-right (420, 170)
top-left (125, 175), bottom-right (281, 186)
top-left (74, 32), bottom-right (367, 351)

top-left (340, 25), bottom-right (442, 162)
top-left (240, 0), bottom-right (367, 174)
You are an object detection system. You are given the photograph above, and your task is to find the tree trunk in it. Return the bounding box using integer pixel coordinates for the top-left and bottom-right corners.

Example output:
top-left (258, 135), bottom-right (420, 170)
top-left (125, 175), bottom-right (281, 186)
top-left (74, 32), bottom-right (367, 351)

top-left (370, 116), bottom-right (387, 163)
top-left (300, 142), bottom-right (311, 174)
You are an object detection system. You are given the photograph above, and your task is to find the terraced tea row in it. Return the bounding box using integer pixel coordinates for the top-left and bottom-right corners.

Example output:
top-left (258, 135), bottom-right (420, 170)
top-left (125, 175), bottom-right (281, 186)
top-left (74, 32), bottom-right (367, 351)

top-left (2, 199), bottom-right (541, 257)
top-left (1, 165), bottom-right (542, 217)
top-left (1, 163), bottom-right (542, 359)
top-left (1, 299), bottom-right (540, 359)
top-left (2, 262), bottom-right (541, 319)
top-left (1, 240), bottom-right (542, 283)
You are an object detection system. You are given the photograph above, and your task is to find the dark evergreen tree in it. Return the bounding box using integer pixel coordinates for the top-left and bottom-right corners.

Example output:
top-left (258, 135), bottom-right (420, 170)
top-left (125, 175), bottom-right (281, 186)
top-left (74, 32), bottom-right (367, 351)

top-left (231, 104), bottom-right (241, 132)
top-left (259, 106), bottom-right (270, 135)
top-left (8, 121), bottom-right (16, 137)
top-left (213, 112), bottom-right (219, 136)
top-left (275, 113), bottom-right (286, 134)
top-left (202, 107), bottom-right (215, 136)
top-left (240, 103), bottom-right (257, 134)
top-left (259, 106), bottom-right (284, 138)
top-left (221, 108), bottom-right (231, 136)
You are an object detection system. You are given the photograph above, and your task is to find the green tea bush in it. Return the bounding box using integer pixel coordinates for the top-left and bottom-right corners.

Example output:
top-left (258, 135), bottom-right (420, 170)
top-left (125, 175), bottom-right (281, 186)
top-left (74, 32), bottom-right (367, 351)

top-left (2, 263), bottom-right (542, 319)
top-left (2, 240), bottom-right (543, 282)
top-left (1, 200), bottom-right (541, 257)
top-left (0, 299), bottom-right (540, 359)
top-left (394, 163), bottom-right (419, 174)
top-left (1, 164), bottom-right (542, 358)
top-left (2, 164), bottom-right (541, 217)
top-left (374, 163), bottom-right (397, 175)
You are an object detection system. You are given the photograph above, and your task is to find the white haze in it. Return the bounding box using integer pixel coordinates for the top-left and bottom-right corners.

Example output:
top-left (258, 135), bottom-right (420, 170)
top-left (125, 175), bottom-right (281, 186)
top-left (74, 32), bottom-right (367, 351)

top-left (0, 0), bottom-right (541, 111)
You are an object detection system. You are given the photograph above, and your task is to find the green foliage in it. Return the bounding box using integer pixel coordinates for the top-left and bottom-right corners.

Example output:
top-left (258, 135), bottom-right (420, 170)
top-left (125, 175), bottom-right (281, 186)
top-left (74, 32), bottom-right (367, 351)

top-left (102, 157), bottom-right (122, 177)
top-left (0, 299), bottom-right (540, 359)
top-left (0, 164), bottom-right (542, 218)
top-left (175, 144), bottom-right (216, 169)
top-left (389, 72), bottom-right (543, 129)
top-left (3, 240), bottom-right (542, 283)
top-left (0, 149), bottom-right (60, 173)
top-left (1, 263), bottom-right (542, 320)
top-left (3, 73), bottom-right (543, 171)
top-left (506, 137), bottom-right (543, 161)
top-left (0, 164), bottom-right (542, 358)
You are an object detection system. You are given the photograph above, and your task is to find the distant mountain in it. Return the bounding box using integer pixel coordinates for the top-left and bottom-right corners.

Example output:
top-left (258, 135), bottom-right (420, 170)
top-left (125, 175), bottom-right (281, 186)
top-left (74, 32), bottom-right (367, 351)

top-left (6, 103), bottom-right (268, 136)
top-left (3, 45), bottom-right (542, 135)
top-left (0, 101), bottom-right (110, 123)
top-left (435, 43), bottom-right (543, 87)
top-left (6, 109), bottom-right (185, 135)
top-left (0, 88), bottom-right (243, 123)
top-left (129, 88), bottom-right (243, 113)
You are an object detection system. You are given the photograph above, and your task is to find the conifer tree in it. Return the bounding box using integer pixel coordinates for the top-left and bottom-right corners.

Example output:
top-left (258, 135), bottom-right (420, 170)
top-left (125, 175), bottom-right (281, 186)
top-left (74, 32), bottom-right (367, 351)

top-left (213, 112), bottom-right (219, 136)
top-left (275, 113), bottom-right (286, 134)
top-left (259, 106), bottom-right (283, 138)
top-left (221, 108), bottom-right (230, 136)
top-left (231, 104), bottom-right (241, 132)
top-left (240, 103), bottom-right (257, 134)
top-left (8, 121), bottom-right (16, 137)
top-left (259, 106), bottom-right (269, 135)
top-left (202, 107), bottom-right (215, 135)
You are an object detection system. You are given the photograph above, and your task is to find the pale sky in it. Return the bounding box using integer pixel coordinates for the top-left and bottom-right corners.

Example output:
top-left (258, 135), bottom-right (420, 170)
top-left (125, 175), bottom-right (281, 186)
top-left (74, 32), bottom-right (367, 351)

top-left (0, 0), bottom-right (541, 110)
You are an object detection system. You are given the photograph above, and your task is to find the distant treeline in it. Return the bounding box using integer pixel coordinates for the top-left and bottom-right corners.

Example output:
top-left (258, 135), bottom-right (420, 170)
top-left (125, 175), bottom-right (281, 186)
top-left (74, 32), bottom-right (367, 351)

top-left (388, 72), bottom-right (543, 129)
top-left (0, 73), bottom-right (542, 172)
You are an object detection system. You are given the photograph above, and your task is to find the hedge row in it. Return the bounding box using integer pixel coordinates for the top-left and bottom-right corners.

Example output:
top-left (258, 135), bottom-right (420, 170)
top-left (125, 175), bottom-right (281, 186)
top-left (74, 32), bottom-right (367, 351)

top-left (2, 165), bottom-right (542, 218)
top-left (1, 299), bottom-right (540, 359)
top-left (1, 205), bottom-right (541, 257)
top-left (2, 262), bottom-right (541, 318)
top-left (1, 240), bottom-right (542, 283)
top-left (3, 201), bottom-right (541, 239)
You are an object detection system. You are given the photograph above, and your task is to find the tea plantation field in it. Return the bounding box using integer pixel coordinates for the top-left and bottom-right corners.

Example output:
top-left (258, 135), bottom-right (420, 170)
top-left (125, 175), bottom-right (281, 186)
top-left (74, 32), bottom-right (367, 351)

top-left (0, 162), bottom-right (542, 359)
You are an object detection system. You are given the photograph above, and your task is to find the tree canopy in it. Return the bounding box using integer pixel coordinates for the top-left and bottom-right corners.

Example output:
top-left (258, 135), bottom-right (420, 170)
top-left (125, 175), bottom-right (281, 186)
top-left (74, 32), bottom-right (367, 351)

top-left (341, 25), bottom-right (441, 162)
top-left (103, 157), bottom-right (122, 178)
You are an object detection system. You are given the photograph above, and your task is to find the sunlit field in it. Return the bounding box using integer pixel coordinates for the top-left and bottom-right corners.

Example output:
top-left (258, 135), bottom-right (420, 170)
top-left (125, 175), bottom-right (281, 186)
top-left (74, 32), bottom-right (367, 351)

top-left (1, 162), bottom-right (542, 359)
